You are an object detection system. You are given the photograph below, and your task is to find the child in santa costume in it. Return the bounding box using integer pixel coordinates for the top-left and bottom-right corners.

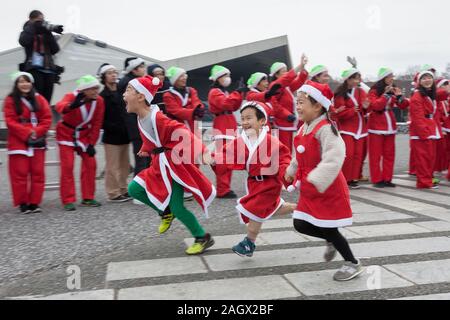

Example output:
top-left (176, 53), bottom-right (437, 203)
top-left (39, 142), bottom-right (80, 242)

top-left (55, 75), bottom-right (105, 211)
top-left (4, 72), bottom-right (52, 214)
top-left (269, 54), bottom-right (309, 153)
top-left (163, 67), bottom-right (205, 135)
top-left (410, 71), bottom-right (446, 189)
top-left (208, 65), bottom-right (245, 199)
top-left (213, 101), bottom-right (295, 257)
top-left (332, 68), bottom-right (369, 189)
top-left (434, 78), bottom-right (449, 175)
top-left (124, 75), bottom-right (216, 255)
top-left (367, 68), bottom-right (409, 188)
top-left (285, 81), bottom-right (363, 282)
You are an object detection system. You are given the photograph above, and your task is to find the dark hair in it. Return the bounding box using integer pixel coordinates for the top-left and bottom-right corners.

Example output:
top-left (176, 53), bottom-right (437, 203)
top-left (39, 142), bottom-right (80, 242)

top-left (418, 82), bottom-right (437, 100)
top-left (334, 73), bottom-right (361, 99)
top-left (240, 102), bottom-right (266, 121)
top-left (8, 75), bottom-right (40, 115)
top-left (372, 78), bottom-right (391, 96)
top-left (29, 10), bottom-right (43, 20)
top-left (306, 95), bottom-right (339, 136)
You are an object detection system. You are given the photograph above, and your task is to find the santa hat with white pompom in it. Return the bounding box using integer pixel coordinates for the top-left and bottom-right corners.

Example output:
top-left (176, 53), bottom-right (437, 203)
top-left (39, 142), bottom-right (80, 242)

top-left (128, 75), bottom-right (163, 104)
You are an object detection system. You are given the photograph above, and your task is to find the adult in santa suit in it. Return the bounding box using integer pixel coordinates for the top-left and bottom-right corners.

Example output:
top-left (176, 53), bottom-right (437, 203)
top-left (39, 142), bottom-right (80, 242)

top-left (285, 81), bottom-right (363, 281)
top-left (213, 101), bottom-right (295, 257)
top-left (55, 75), bottom-right (105, 211)
top-left (331, 68), bottom-right (369, 189)
top-left (269, 54), bottom-right (309, 153)
top-left (367, 68), bottom-right (409, 188)
top-left (163, 67), bottom-right (205, 136)
top-left (4, 72), bottom-right (52, 214)
top-left (124, 75), bottom-right (216, 255)
top-left (409, 71), bottom-right (443, 189)
top-left (434, 78), bottom-right (449, 174)
top-left (207, 65), bottom-right (245, 199)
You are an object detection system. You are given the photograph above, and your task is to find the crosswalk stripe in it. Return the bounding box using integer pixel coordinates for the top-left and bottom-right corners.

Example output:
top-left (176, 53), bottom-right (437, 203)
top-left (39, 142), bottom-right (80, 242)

top-left (117, 275), bottom-right (301, 300)
top-left (106, 256), bottom-right (208, 282)
top-left (203, 237), bottom-right (450, 272)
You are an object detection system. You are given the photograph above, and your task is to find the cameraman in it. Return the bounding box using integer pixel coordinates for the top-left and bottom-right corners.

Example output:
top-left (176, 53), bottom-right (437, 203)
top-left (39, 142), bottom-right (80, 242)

top-left (19, 10), bottom-right (64, 103)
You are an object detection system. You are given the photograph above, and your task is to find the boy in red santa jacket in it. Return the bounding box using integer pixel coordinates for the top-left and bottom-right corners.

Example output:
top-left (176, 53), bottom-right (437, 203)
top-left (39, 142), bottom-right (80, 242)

top-left (55, 75), bottom-right (105, 211)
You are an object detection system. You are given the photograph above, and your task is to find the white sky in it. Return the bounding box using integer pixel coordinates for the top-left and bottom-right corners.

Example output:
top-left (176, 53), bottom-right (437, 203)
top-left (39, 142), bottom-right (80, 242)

top-left (1, 0), bottom-right (449, 79)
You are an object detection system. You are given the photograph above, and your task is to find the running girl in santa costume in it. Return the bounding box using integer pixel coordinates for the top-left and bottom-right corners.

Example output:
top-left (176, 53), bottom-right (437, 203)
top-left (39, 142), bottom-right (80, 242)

top-left (213, 101), bottom-right (295, 257)
top-left (208, 65), bottom-right (245, 199)
top-left (3, 72), bottom-right (52, 214)
top-left (367, 68), bottom-right (409, 188)
top-left (124, 75), bottom-right (216, 255)
top-left (55, 75), bottom-right (105, 211)
top-left (410, 71), bottom-right (446, 189)
top-left (285, 81), bottom-right (363, 282)
top-left (332, 68), bottom-right (369, 189)
top-left (269, 55), bottom-right (309, 153)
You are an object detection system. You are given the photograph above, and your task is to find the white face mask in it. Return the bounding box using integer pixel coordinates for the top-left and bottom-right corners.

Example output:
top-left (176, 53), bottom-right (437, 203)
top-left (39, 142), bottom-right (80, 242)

top-left (222, 76), bottom-right (232, 88)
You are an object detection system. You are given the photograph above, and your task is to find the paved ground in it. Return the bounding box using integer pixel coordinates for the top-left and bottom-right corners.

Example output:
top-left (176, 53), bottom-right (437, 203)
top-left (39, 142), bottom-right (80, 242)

top-left (1, 134), bottom-right (450, 300)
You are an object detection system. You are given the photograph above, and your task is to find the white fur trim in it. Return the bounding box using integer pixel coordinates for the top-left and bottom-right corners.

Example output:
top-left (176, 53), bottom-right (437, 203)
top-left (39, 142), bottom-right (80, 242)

top-left (125, 58), bottom-right (145, 74)
top-left (98, 65), bottom-right (116, 76)
top-left (270, 63), bottom-right (287, 77)
top-left (209, 68), bottom-right (230, 81)
top-left (77, 79), bottom-right (100, 91)
top-left (240, 101), bottom-right (268, 123)
top-left (298, 84), bottom-right (332, 110)
top-left (129, 79), bottom-right (154, 104)
top-left (168, 68), bottom-right (186, 85)
top-left (293, 211), bottom-right (353, 228)
top-left (296, 145), bottom-right (305, 154)
top-left (12, 72), bottom-right (34, 83)
top-left (236, 199), bottom-right (285, 224)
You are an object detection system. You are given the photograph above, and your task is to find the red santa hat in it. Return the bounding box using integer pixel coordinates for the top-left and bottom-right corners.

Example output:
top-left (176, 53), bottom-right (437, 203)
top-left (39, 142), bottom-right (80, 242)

top-left (297, 81), bottom-right (334, 111)
top-left (128, 75), bottom-right (162, 104)
top-left (435, 77), bottom-right (449, 88)
top-left (412, 70), bottom-right (435, 89)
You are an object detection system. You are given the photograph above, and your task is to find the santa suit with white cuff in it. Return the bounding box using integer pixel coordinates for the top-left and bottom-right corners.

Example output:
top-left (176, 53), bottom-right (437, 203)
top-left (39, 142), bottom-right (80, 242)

top-left (55, 76), bottom-right (105, 204)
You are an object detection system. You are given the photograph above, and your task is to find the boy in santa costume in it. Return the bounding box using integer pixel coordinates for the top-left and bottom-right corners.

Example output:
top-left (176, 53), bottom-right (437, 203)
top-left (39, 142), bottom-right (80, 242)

top-left (269, 54), bottom-right (309, 153)
top-left (410, 71), bottom-right (446, 189)
top-left (163, 66), bottom-right (205, 135)
top-left (367, 67), bottom-right (409, 188)
top-left (331, 68), bottom-right (369, 189)
top-left (4, 72), bottom-right (52, 214)
top-left (55, 75), bottom-right (105, 211)
top-left (285, 81), bottom-right (363, 282)
top-left (213, 101), bottom-right (295, 257)
top-left (208, 65), bottom-right (245, 199)
top-left (124, 75), bottom-right (216, 255)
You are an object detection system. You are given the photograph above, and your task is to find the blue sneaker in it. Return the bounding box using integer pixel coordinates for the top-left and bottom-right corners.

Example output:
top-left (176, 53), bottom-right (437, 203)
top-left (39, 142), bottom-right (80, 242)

top-left (232, 237), bottom-right (256, 257)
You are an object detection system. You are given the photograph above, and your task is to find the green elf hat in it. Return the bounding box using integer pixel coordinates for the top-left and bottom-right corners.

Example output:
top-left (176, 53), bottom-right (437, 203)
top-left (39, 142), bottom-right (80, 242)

top-left (209, 65), bottom-right (230, 82)
top-left (10, 71), bottom-right (34, 83)
top-left (166, 66), bottom-right (187, 85)
top-left (341, 68), bottom-right (360, 81)
top-left (270, 62), bottom-right (287, 77)
top-left (376, 67), bottom-right (394, 82)
top-left (309, 65), bottom-right (328, 78)
top-left (247, 72), bottom-right (268, 89)
top-left (420, 64), bottom-right (436, 72)
top-left (76, 75), bottom-right (101, 91)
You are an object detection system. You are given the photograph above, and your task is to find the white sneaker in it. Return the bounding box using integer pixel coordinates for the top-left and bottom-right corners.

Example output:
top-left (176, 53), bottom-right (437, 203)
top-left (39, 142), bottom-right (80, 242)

top-left (133, 199), bottom-right (146, 205)
top-left (333, 260), bottom-right (364, 281)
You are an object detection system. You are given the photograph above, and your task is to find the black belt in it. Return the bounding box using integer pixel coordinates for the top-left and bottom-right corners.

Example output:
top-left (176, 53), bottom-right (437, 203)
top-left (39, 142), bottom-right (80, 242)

top-left (152, 147), bottom-right (171, 155)
top-left (215, 111), bottom-right (233, 116)
top-left (249, 175), bottom-right (271, 182)
top-left (375, 108), bottom-right (389, 113)
top-left (425, 114), bottom-right (433, 119)
top-left (62, 121), bottom-right (89, 131)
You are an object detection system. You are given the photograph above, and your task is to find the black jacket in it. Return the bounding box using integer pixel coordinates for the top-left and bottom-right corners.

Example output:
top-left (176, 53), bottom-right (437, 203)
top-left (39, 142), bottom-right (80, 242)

top-left (19, 21), bottom-right (60, 71)
top-left (118, 73), bottom-right (141, 141)
top-left (101, 86), bottom-right (130, 145)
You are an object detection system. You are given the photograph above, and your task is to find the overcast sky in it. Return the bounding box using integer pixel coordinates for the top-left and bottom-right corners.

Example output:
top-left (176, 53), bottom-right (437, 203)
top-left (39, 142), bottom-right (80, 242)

top-left (1, 0), bottom-right (449, 79)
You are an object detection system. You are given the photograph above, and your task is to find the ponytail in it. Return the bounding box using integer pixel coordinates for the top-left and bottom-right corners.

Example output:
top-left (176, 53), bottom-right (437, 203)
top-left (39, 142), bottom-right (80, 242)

top-left (323, 108), bottom-right (339, 136)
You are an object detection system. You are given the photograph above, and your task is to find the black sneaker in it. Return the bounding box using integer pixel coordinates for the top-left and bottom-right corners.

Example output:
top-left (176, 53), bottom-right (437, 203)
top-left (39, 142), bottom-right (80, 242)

top-left (383, 181), bottom-right (396, 188)
top-left (373, 182), bottom-right (385, 188)
top-left (348, 181), bottom-right (361, 190)
top-left (28, 204), bottom-right (42, 213)
top-left (108, 195), bottom-right (130, 203)
top-left (20, 204), bottom-right (32, 214)
top-left (217, 191), bottom-right (237, 199)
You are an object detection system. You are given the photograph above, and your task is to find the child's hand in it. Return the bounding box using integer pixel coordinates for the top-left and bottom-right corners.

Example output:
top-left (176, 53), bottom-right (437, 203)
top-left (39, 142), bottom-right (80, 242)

top-left (137, 151), bottom-right (149, 157)
top-left (285, 174), bottom-right (294, 183)
top-left (299, 54), bottom-right (308, 70)
top-left (362, 100), bottom-right (370, 109)
top-left (202, 151), bottom-right (215, 166)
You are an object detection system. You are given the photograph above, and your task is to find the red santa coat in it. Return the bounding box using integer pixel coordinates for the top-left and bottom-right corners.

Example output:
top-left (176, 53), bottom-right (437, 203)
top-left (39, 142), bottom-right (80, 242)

top-left (367, 89), bottom-right (409, 134)
top-left (208, 88), bottom-right (243, 140)
top-left (134, 106), bottom-right (216, 216)
top-left (55, 92), bottom-right (105, 151)
top-left (4, 94), bottom-right (52, 156)
top-left (272, 70), bottom-right (308, 131)
top-left (333, 88), bottom-right (368, 139)
top-left (440, 98), bottom-right (450, 133)
top-left (293, 120), bottom-right (352, 228)
top-left (163, 87), bottom-right (204, 134)
top-left (217, 128), bottom-right (291, 224)
top-left (409, 91), bottom-right (441, 140)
